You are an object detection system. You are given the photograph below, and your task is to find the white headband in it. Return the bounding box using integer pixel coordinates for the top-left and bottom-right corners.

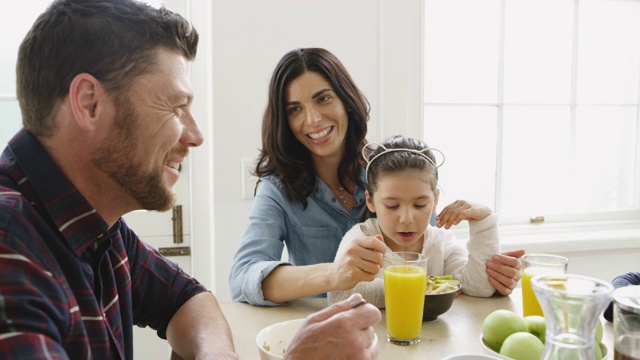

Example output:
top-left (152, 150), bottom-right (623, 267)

top-left (362, 142), bottom-right (445, 178)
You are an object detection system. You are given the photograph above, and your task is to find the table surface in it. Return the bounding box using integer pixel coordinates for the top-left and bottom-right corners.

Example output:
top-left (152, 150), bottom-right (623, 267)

top-left (219, 289), bottom-right (614, 359)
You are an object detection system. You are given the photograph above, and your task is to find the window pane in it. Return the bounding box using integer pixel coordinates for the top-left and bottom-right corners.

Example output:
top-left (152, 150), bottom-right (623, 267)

top-left (424, 0), bottom-right (500, 103)
top-left (424, 106), bottom-right (497, 212)
top-left (501, 106), bottom-right (571, 216)
top-left (573, 106), bottom-right (637, 212)
top-left (0, 1), bottom-right (52, 94)
top-left (0, 101), bottom-right (23, 148)
top-left (503, 0), bottom-right (573, 103)
top-left (577, 0), bottom-right (640, 104)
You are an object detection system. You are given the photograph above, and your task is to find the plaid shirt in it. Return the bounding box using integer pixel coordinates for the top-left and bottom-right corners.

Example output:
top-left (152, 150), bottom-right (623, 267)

top-left (0, 129), bottom-right (208, 359)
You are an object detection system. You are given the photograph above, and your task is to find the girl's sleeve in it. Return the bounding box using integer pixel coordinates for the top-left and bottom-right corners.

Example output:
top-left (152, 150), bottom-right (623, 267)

top-left (446, 213), bottom-right (501, 298)
top-left (327, 224), bottom-right (386, 309)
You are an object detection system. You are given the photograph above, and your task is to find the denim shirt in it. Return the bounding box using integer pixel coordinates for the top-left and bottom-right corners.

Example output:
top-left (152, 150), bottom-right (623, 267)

top-left (229, 171), bottom-right (367, 306)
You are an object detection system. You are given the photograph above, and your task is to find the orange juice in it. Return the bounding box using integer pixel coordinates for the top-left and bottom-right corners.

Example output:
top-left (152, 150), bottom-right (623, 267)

top-left (384, 265), bottom-right (426, 340)
top-left (521, 254), bottom-right (568, 317)
top-left (522, 267), bottom-right (562, 316)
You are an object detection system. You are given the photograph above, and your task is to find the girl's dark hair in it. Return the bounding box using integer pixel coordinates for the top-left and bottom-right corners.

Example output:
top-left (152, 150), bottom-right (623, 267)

top-left (17, 0), bottom-right (198, 137)
top-left (365, 135), bottom-right (439, 195)
top-left (255, 48), bottom-right (370, 208)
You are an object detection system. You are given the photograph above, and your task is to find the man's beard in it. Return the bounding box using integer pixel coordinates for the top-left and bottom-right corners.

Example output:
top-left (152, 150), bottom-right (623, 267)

top-left (91, 99), bottom-right (177, 212)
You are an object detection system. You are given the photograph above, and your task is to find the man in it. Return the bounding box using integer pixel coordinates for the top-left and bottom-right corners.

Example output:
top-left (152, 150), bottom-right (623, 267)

top-left (0, 0), bottom-right (380, 359)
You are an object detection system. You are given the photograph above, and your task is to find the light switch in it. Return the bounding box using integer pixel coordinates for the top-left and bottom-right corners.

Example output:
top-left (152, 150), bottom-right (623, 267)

top-left (241, 157), bottom-right (257, 200)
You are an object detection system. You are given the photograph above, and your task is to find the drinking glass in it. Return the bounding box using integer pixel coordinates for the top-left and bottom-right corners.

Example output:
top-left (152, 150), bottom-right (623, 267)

top-left (613, 285), bottom-right (640, 360)
top-left (383, 252), bottom-right (427, 345)
top-left (532, 274), bottom-right (613, 360)
top-left (521, 254), bottom-right (568, 316)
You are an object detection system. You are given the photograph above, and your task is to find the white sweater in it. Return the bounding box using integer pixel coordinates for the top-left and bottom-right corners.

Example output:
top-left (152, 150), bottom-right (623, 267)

top-left (327, 214), bottom-right (501, 308)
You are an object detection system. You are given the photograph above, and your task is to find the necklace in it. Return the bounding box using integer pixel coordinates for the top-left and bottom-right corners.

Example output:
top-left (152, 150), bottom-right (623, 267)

top-left (329, 184), bottom-right (352, 205)
top-left (335, 186), bottom-right (348, 204)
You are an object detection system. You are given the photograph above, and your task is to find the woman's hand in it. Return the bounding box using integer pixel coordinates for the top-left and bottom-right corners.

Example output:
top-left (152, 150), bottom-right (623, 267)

top-left (331, 235), bottom-right (386, 291)
top-left (486, 249), bottom-right (525, 295)
top-left (436, 200), bottom-right (492, 229)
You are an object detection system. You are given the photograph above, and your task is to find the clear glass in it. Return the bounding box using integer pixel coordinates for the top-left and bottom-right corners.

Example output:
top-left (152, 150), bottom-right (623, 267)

top-left (532, 274), bottom-right (614, 360)
top-left (424, 0), bottom-right (500, 103)
top-left (521, 254), bottom-right (569, 317)
top-left (503, 0), bottom-right (573, 103)
top-left (613, 285), bottom-right (640, 360)
top-left (423, 105), bottom-right (497, 213)
top-left (383, 252), bottom-right (427, 346)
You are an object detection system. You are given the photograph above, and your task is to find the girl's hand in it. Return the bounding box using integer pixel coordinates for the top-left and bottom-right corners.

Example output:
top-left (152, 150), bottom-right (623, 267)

top-left (331, 235), bottom-right (386, 291)
top-left (487, 249), bottom-right (525, 296)
top-left (435, 200), bottom-right (492, 229)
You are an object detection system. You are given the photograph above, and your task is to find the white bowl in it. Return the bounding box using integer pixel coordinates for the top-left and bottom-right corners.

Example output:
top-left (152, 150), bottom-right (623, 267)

top-left (256, 319), bottom-right (304, 360)
top-left (256, 318), bottom-right (378, 360)
top-left (479, 333), bottom-right (610, 360)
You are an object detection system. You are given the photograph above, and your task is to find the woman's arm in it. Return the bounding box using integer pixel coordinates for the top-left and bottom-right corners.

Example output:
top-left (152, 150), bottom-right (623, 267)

top-left (263, 234), bottom-right (385, 303)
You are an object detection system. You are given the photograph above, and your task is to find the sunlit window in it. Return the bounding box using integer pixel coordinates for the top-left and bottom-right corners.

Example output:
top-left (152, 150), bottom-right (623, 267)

top-left (424, 0), bottom-right (640, 225)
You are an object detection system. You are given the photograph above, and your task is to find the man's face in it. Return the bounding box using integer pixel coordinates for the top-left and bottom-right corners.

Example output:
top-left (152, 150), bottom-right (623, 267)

top-left (92, 48), bottom-right (203, 211)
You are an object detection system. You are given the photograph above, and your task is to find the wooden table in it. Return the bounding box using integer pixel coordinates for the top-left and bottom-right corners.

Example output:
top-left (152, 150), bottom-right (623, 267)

top-left (219, 289), bottom-right (614, 359)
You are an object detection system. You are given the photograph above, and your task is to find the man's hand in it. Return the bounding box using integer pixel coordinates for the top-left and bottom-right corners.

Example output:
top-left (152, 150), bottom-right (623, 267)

top-left (285, 293), bottom-right (381, 360)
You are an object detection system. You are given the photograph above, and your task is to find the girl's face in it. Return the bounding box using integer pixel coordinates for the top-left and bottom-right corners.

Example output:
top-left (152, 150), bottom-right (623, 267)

top-left (366, 169), bottom-right (438, 253)
top-left (285, 71), bottom-right (349, 164)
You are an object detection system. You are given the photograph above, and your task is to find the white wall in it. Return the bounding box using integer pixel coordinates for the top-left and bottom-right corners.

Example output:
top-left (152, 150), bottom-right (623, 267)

top-left (206, 0), bottom-right (423, 302)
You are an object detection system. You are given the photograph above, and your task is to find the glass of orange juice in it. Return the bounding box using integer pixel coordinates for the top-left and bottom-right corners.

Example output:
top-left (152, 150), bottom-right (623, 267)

top-left (383, 252), bottom-right (428, 345)
top-left (521, 254), bottom-right (568, 316)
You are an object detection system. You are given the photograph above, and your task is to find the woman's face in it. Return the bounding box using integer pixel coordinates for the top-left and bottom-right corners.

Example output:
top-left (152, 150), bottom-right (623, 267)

top-left (285, 71), bottom-right (349, 164)
top-left (366, 169), bottom-right (439, 253)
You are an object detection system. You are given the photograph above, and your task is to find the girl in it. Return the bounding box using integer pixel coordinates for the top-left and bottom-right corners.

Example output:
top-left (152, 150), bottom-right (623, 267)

top-left (328, 135), bottom-right (500, 307)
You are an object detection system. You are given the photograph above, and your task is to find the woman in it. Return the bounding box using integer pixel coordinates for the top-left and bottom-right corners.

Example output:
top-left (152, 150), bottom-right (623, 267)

top-left (229, 48), bottom-right (522, 306)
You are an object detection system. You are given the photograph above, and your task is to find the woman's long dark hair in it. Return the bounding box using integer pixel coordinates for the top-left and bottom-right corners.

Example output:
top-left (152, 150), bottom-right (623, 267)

top-left (254, 48), bottom-right (370, 208)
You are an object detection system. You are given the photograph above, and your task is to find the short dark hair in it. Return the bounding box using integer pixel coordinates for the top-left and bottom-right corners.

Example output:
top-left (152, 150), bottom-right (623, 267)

top-left (255, 48), bottom-right (370, 208)
top-left (16, 0), bottom-right (199, 137)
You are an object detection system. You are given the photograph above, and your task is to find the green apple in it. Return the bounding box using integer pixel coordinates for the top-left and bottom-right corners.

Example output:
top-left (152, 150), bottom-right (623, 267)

top-left (523, 315), bottom-right (546, 344)
top-left (499, 332), bottom-right (545, 360)
top-left (482, 309), bottom-right (528, 352)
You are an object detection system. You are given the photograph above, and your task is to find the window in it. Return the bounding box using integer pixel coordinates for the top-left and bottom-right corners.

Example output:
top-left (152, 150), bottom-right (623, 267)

top-left (423, 0), bottom-right (640, 225)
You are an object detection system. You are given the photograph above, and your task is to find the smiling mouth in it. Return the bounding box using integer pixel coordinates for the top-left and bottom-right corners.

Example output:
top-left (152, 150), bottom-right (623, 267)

top-left (167, 162), bottom-right (182, 173)
top-left (307, 126), bottom-right (333, 140)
